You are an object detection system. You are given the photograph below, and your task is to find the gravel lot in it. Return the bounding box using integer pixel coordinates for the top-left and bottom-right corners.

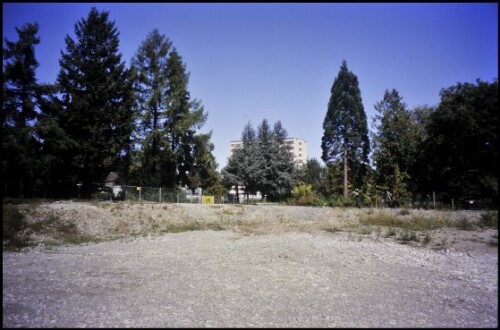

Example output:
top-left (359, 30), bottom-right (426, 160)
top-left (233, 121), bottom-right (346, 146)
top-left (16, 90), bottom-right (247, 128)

top-left (3, 202), bottom-right (498, 327)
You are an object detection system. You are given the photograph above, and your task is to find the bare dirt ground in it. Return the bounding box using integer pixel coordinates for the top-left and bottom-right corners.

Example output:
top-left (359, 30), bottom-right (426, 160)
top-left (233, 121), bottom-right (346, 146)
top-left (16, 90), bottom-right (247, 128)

top-left (2, 201), bottom-right (498, 327)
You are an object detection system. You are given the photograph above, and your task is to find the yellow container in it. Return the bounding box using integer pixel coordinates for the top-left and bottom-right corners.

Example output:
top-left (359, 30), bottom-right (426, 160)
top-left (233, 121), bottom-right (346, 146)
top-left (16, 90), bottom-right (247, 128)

top-left (202, 195), bottom-right (214, 204)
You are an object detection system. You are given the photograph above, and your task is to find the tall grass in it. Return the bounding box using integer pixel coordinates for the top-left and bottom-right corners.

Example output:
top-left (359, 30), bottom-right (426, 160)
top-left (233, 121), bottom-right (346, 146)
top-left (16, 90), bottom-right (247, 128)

top-left (360, 211), bottom-right (447, 231)
top-left (479, 211), bottom-right (498, 229)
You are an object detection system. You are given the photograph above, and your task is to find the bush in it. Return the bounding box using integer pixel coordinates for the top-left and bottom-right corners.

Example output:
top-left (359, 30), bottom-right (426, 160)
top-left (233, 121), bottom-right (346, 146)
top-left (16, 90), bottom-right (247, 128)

top-left (3, 204), bottom-right (32, 248)
top-left (398, 226), bottom-right (419, 244)
top-left (291, 184), bottom-right (328, 206)
top-left (479, 211), bottom-right (498, 229)
top-left (360, 212), bottom-right (404, 227)
top-left (455, 216), bottom-right (475, 230)
top-left (3, 204), bottom-right (26, 240)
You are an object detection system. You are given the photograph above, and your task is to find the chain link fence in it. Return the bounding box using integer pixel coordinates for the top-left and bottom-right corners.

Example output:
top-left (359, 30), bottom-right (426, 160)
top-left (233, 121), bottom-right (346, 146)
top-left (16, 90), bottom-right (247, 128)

top-left (120, 186), bottom-right (203, 204)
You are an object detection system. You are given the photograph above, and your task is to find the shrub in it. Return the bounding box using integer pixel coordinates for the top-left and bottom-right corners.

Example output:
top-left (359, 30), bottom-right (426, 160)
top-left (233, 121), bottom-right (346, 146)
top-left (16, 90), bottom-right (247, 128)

top-left (3, 204), bottom-right (26, 240)
top-left (455, 216), bottom-right (475, 230)
top-left (360, 212), bottom-right (404, 227)
top-left (398, 227), bottom-right (419, 244)
top-left (3, 204), bottom-right (32, 249)
top-left (422, 231), bottom-right (432, 245)
top-left (29, 213), bottom-right (59, 232)
top-left (479, 211), bottom-right (498, 229)
top-left (398, 209), bottom-right (411, 216)
top-left (384, 226), bottom-right (397, 237)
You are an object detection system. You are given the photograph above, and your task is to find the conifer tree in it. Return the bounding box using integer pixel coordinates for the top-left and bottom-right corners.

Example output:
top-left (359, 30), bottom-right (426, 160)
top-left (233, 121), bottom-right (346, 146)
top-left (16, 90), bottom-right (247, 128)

top-left (3, 22), bottom-right (41, 197)
top-left (372, 89), bottom-right (419, 201)
top-left (57, 7), bottom-right (134, 194)
top-left (321, 60), bottom-right (370, 200)
top-left (129, 29), bottom-right (172, 186)
top-left (163, 48), bottom-right (208, 189)
top-left (257, 119), bottom-right (295, 201)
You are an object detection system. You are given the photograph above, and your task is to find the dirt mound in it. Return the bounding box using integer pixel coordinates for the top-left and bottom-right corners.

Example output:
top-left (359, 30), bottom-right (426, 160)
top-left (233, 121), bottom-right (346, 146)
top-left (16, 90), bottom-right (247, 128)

top-left (6, 200), bottom-right (497, 255)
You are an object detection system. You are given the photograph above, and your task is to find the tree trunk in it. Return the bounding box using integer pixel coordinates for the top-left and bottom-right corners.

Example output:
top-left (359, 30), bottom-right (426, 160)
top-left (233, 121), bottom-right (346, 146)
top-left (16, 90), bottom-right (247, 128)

top-left (343, 144), bottom-right (348, 200)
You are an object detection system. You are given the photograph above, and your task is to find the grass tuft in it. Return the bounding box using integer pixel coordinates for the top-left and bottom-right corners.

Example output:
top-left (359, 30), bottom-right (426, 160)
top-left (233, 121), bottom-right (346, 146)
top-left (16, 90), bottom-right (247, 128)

top-left (479, 211), bottom-right (498, 229)
top-left (455, 216), bottom-right (475, 230)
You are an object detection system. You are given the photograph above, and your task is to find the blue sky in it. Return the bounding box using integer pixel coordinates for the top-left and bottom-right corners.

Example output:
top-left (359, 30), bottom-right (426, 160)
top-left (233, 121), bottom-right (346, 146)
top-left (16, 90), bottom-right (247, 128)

top-left (3, 3), bottom-right (498, 170)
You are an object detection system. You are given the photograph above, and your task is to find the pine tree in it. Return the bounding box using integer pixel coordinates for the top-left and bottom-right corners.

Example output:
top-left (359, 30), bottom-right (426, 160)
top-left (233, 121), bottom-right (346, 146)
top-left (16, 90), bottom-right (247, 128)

top-left (240, 122), bottom-right (262, 198)
top-left (3, 22), bottom-right (41, 197)
top-left (321, 60), bottom-right (370, 200)
top-left (186, 133), bottom-right (220, 194)
top-left (372, 89), bottom-right (419, 201)
top-left (222, 120), bottom-right (295, 202)
top-left (129, 29), bottom-right (173, 186)
top-left (257, 119), bottom-right (295, 201)
top-left (163, 48), bottom-right (208, 189)
top-left (221, 122), bottom-right (261, 202)
top-left (57, 7), bottom-right (134, 195)
top-left (34, 82), bottom-right (78, 198)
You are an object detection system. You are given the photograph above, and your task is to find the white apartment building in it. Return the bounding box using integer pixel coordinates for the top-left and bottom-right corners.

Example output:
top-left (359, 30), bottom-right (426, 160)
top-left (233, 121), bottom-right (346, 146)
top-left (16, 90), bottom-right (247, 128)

top-left (228, 137), bottom-right (308, 202)
top-left (229, 137), bottom-right (308, 167)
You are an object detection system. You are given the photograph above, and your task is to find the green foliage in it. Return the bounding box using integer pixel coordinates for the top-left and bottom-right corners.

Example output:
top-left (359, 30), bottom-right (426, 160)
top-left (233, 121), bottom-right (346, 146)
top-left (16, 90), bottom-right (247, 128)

top-left (398, 226), bottom-right (419, 244)
top-left (160, 221), bottom-right (226, 233)
top-left (454, 216), bottom-right (475, 230)
top-left (385, 226), bottom-right (397, 237)
top-left (298, 158), bottom-right (324, 193)
top-left (57, 7), bottom-right (135, 194)
top-left (414, 79), bottom-right (498, 206)
top-left (2, 22), bottom-right (41, 197)
top-left (222, 119), bottom-right (295, 202)
top-left (360, 211), bottom-right (449, 232)
top-left (372, 89), bottom-right (419, 200)
top-left (321, 60), bottom-right (370, 200)
top-left (3, 204), bottom-right (27, 240)
top-left (479, 211), bottom-right (498, 229)
top-left (290, 183), bottom-right (326, 206)
top-left (292, 183), bottom-right (314, 198)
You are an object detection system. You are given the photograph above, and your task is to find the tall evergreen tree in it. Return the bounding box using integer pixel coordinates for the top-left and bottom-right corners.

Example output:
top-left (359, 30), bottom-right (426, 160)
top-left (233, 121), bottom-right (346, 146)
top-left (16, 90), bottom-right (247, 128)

top-left (222, 119), bottom-right (295, 202)
top-left (34, 82), bottom-right (78, 198)
top-left (129, 29), bottom-right (172, 186)
top-left (186, 133), bottom-right (221, 194)
top-left (57, 7), bottom-right (134, 195)
top-left (221, 122), bottom-right (261, 202)
top-left (2, 22), bottom-right (41, 197)
top-left (257, 119), bottom-right (295, 201)
top-left (321, 60), bottom-right (370, 200)
top-left (163, 48), bottom-right (208, 189)
top-left (372, 89), bottom-right (419, 201)
top-left (240, 122), bottom-right (262, 198)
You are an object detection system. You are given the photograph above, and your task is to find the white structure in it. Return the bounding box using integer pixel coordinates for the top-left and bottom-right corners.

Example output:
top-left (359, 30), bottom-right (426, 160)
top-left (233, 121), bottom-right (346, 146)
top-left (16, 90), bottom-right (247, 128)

top-left (230, 137), bottom-right (308, 168)
top-left (228, 137), bottom-right (308, 202)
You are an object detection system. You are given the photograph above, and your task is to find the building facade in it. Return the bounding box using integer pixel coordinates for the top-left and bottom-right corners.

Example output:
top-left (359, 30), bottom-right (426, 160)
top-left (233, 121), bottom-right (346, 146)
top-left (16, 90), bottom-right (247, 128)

top-left (229, 137), bottom-right (308, 167)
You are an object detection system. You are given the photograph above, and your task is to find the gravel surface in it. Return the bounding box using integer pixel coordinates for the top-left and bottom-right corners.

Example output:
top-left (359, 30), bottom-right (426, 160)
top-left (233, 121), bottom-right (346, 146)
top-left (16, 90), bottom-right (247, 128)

top-left (3, 228), bottom-right (498, 327)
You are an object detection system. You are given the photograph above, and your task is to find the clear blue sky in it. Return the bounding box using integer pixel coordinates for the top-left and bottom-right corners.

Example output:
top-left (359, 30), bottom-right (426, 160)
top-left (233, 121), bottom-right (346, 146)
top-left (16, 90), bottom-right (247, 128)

top-left (3, 3), bottom-right (498, 170)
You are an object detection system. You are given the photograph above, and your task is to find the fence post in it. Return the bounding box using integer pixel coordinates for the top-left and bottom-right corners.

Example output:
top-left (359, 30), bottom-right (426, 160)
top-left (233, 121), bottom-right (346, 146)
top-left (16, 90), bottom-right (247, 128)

top-left (433, 191), bottom-right (436, 208)
top-left (177, 193), bottom-right (179, 204)
top-left (159, 187), bottom-right (161, 203)
top-left (451, 198), bottom-right (454, 210)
